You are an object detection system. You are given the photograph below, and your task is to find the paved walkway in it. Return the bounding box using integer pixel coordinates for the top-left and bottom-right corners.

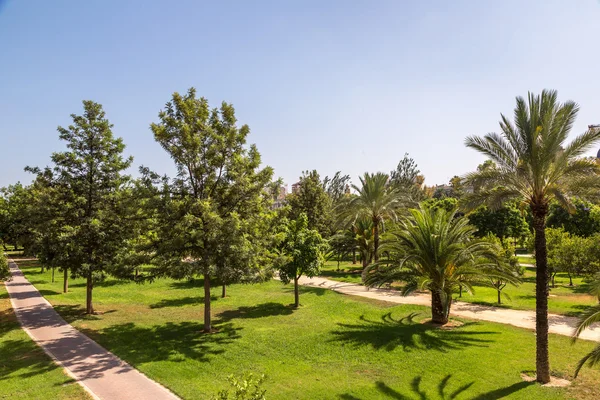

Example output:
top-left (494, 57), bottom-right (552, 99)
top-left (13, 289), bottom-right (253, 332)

top-left (5, 260), bottom-right (179, 400)
top-left (297, 275), bottom-right (600, 342)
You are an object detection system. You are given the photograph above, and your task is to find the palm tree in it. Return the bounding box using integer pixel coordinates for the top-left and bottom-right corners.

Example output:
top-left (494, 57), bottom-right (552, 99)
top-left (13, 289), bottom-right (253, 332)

top-left (363, 206), bottom-right (502, 324)
top-left (339, 172), bottom-right (409, 264)
top-left (573, 286), bottom-right (600, 377)
top-left (463, 90), bottom-right (600, 383)
top-left (351, 216), bottom-right (375, 269)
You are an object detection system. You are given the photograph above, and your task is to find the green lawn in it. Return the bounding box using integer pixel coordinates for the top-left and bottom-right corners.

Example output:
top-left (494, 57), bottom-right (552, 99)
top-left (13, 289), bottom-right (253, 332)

top-left (517, 256), bottom-right (536, 265)
top-left (11, 256), bottom-right (600, 399)
top-left (0, 283), bottom-right (89, 399)
top-left (321, 261), bottom-right (597, 316)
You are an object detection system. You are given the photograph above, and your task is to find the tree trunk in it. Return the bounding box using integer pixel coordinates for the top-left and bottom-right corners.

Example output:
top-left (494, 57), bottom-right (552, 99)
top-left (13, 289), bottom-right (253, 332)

top-left (373, 219), bottom-right (380, 262)
top-left (85, 272), bottom-right (94, 314)
top-left (458, 286), bottom-right (462, 298)
top-left (362, 253), bottom-right (368, 269)
top-left (51, 267), bottom-right (55, 283)
top-left (63, 269), bottom-right (69, 293)
top-left (532, 207), bottom-right (550, 384)
top-left (337, 258), bottom-right (340, 271)
top-left (497, 289), bottom-right (501, 305)
top-left (203, 274), bottom-right (211, 332)
top-left (551, 273), bottom-right (556, 288)
top-left (352, 249), bottom-right (356, 264)
top-left (569, 273), bottom-right (573, 286)
top-left (431, 290), bottom-right (449, 324)
top-left (294, 276), bottom-right (300, 308)
top-left (222, 284), bottom-right (226, 298)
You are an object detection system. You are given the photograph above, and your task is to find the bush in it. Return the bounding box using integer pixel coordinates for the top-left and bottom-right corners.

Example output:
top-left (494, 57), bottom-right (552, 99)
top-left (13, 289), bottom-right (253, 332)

top-left (0, 249), bottom-right (10, 281)
top-left (212, 373), bottom-right (267, 400)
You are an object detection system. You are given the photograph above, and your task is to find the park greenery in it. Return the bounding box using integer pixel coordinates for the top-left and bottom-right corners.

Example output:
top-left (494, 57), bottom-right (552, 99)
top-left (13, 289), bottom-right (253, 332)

top-left (3, 88), bottom-right (600, 397)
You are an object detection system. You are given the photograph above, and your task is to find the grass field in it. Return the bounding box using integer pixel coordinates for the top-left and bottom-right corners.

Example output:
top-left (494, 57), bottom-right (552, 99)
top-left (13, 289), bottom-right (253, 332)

top-left (10, 255), bottom-right (600, 399)
top-left (321, 261), bottom-right (597, 316)
top-left (0, 283), bottom-right (89, 399)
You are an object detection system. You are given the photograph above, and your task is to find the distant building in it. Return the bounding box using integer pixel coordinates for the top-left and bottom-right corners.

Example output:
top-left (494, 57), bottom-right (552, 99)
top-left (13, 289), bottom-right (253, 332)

top-left (291, 182), bottom-right (300, 194)
top-left (272, 184), bottom-right (288, 209)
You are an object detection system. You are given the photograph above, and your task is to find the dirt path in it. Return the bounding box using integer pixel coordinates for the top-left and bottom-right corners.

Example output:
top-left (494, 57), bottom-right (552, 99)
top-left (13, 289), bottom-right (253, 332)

top-left (5, 260), bottom-right (180, 400)
top-left (297, 275), bottom-right (600, 342)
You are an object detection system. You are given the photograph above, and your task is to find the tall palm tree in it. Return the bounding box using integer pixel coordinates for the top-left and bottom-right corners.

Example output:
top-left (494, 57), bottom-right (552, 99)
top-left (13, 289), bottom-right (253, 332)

top-left (339, 172), bottom-right (409, 264)
top-left (363, 206), bottom-right (503, 324)
top-left (463, 90), bottom-right (600, 383)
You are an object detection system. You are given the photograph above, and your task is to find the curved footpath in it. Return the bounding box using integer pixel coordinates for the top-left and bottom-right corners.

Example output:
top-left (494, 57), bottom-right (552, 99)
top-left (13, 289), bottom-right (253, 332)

top-left (5, 260), bottom-right (179, 400)
top-left (296, 275), bottom-right (600, 342)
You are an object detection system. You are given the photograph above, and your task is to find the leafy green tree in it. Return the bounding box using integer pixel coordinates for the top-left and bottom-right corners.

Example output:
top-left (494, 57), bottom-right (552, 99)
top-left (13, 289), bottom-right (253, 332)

top-left (481, 235), bottom-right (523, 304)
top-left (327, 230), bottom-right (355, 270)
top-left (287, 170), bottom-right (332, 236)
top-left (0, 247), bottom-right (10, 281)
top-left (323, 171), bottom-right (350, 205)
top-left (22, 169), bottom-right (70, 287)
top-left (0, 183), bottom-right (33, 250)
top-left (547, 199), bottom-right (600, 237)
top-left (390, 153), bottom-right (426, 200)
top-left (339, 172), bottom-right (409, 263)
top-left (34, 100), bottom-right (133, 314)
top-left (132, 88), bottom-right (273, 332)
top-left (422, 197), bottom-right (459, 213)
top-left (363, 207), bottom-right (502, 324)
top-left (274, 214), bottom-right (327, 308)
top-left (468, 203), bottom-right (529, 241)
top-left (464, 90), bottom-right (600, 383)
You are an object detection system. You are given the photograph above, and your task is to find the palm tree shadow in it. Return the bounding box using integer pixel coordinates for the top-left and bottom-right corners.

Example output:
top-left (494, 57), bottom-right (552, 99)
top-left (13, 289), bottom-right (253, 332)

top-left (339, 375), bottom-right (533, 399)
top-left (330, 312), bottom-right (497, 352)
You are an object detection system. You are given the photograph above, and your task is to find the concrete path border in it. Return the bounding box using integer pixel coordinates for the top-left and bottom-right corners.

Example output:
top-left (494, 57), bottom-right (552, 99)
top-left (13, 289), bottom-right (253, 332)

top-left (5, 260), bottom-right (180, 400)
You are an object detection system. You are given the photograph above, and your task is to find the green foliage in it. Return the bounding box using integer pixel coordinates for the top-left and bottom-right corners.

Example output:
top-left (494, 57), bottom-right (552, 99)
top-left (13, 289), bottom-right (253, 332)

top-left (389, 153), bottom-right (420, 188)
top-left (364, 207), bottom-right (502, 324)
top-left (274, 213), bottom-right (327, 307)
top-left (421, 197), bottom-right (458, 213)
top-left (327, 230), bottom-right (355, 269)
top-left (213, 373), bottom-right (267, 400)
top-left (464, 90), bottom-right (600, 382)
top-left (0, 249), bottom-right (9, 281)
top-left (129, 88), bottom-right (273, 331)
top-left (480, 235), bottom-right (523, 304)
top-left (338, 172), bottom-right (410, 263)
top-left (467, 203), bottom-right (529, 240)
top-left (322, 171), bottom-right (350, 205)
top-left (547, 199), bottom-right (600, 237)
top-left (286, 170), bottom-right (332, 236)
top-left (29, 100), bottom-right (133, 313)
top-left (0, 183), bottom-right (33, 250)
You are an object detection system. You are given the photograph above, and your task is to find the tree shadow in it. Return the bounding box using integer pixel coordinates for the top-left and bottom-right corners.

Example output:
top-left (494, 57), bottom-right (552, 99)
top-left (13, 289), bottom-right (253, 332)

top-left (149, 295), bottom-right (219, 309)
top-left (215, 302), bottom-right (294, 322)
top-left (53, 305), bottom-right (117, 324)
top-left (70, 280), bottom-right (131, 289)
top-left (0, 339), bottom-right (61, 381)
top-left (330, 312), bottom-right (497, 352)
top-left (339, 375), bottom-right (533, 399)
top-left (91, 321), bottom-right (242, 366)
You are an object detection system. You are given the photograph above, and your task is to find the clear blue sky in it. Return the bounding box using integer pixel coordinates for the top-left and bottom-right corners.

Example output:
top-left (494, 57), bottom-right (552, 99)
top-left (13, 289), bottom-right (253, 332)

top-left (1, 0), bottom-right (600, 189)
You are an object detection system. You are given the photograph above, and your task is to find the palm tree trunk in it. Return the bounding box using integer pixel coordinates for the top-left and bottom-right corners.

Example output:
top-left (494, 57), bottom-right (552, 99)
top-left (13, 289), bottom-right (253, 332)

top-left (203, 273), bottom-right (212, 332)
top-left (373, 219), bottom-right (380, 262)
top-left (352, 249), bottom-right (356, 264)
top-left (431, 290), bottom-right (449, 324)
top-left (532, 208), bottom-right (550, 384)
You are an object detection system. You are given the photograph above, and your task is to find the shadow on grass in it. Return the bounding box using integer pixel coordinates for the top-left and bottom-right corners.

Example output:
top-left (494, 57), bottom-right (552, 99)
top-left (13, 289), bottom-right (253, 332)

top-left (70, 280), bottom-right (131, 289)
top-left (93, 321), bottom-right (242, 365)
top-left (331, 312), bottom-right (497, 352)
top-left (216, 302), bottom-right (294, 322)
top-left (339, 375), bottom-right (533, 399)
top-left (53, 305), bottom-right (117, 324)
top-left (0, 339), bottom-right (60, 381)
top-left (149, 295), bottom-right (219, 309)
